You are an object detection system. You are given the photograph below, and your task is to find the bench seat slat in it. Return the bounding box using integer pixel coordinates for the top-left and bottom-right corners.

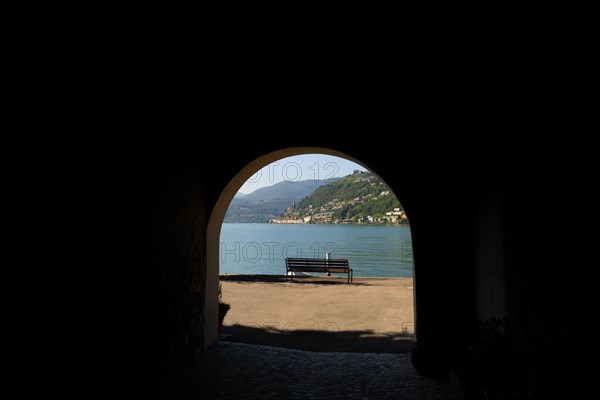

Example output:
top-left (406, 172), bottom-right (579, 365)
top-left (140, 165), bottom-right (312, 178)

top-left (287, 266), bottom-right (349, 273)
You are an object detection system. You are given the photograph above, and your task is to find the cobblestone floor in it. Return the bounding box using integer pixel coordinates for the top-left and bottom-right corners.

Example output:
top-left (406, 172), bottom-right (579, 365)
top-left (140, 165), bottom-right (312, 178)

top-left (153, 341), bottom-right (455, 399)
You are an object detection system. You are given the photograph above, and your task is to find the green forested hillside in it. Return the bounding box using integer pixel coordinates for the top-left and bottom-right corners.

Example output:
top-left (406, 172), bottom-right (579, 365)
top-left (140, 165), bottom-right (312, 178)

top-left (281, 171), bottom-right (407, 223)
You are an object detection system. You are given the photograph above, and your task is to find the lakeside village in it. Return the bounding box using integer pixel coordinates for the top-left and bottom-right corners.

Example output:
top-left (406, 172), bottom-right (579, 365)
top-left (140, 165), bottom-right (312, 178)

top-left (269, 198), bottom-right (408, 225)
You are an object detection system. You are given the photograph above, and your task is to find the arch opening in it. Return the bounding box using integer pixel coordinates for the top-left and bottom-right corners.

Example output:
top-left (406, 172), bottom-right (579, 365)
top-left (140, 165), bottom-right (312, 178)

top-left (206, 147), bottom-right (416, 349)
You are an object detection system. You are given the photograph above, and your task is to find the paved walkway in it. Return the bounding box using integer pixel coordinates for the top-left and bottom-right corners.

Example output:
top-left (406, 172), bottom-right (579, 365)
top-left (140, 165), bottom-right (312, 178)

top-left (153, 340), bottom-right (454, 399)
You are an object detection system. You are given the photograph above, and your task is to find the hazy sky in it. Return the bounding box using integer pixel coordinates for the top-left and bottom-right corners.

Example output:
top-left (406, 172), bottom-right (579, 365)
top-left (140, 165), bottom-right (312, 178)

top-left (237, 154), bottom-right (368, 195)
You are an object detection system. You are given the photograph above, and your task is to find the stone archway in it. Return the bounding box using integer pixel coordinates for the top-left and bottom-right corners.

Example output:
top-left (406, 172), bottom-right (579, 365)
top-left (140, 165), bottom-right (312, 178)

top-left (204, 147), bottom-right (416, 347)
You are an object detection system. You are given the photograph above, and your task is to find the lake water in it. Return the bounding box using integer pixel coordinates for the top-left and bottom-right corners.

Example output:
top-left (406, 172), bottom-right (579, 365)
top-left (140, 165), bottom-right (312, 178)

top-left (219, 223), bottom-right (413, 278)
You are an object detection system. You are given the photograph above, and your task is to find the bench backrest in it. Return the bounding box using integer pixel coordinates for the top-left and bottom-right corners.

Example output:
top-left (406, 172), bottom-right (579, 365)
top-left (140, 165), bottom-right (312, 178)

top-left (285, 258), bottom-right (349, 269)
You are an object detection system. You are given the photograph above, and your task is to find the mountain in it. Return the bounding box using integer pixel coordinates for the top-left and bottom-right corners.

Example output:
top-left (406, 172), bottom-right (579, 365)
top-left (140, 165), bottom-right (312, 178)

top-left (281, 171), bottom-right (407, 224)
top-left (224, 178), bottom-right (339, 223)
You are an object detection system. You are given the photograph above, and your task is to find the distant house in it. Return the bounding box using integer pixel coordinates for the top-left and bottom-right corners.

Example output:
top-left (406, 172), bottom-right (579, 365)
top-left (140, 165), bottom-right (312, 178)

top-left (313, 212), bottom-right (334, 223)
top-left (269, 218), bottom-right (305, 224)
top-left (386, 209), bottom-right (403, 216)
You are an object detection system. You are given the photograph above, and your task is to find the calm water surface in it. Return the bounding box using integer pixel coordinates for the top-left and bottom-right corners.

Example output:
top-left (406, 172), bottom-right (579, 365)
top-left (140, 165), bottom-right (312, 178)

top-left (219, 223), bottom-right (413, 278)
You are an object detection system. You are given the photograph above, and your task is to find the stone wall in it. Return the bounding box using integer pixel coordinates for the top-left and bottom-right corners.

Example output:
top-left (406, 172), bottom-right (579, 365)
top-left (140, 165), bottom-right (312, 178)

top-left (89, 162), bottom-right (208, 392)
top-left (504, 183), bottom-right (597, 398)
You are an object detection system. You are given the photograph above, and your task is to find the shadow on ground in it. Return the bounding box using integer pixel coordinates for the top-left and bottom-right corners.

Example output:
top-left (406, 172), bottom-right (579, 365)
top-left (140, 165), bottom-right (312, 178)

top-left (221, 323), bottom-right (414, 354)
top-left (219, 274), bottom-right (371, 286)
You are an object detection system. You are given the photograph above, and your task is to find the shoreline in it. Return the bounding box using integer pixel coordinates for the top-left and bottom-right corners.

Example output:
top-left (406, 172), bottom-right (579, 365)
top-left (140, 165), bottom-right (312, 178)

top-left (219, 274), bottom-right (413, 282)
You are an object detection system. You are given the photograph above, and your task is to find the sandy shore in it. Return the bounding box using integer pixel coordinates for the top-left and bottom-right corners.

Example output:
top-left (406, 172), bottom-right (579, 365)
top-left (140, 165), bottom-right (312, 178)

top-left (219, 275), bottom-right (415, 353)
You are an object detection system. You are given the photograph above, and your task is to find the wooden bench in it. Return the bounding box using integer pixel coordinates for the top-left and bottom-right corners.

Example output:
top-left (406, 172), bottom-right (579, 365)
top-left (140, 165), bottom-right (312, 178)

top-left (285, 257), bottom-right (353, 283)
